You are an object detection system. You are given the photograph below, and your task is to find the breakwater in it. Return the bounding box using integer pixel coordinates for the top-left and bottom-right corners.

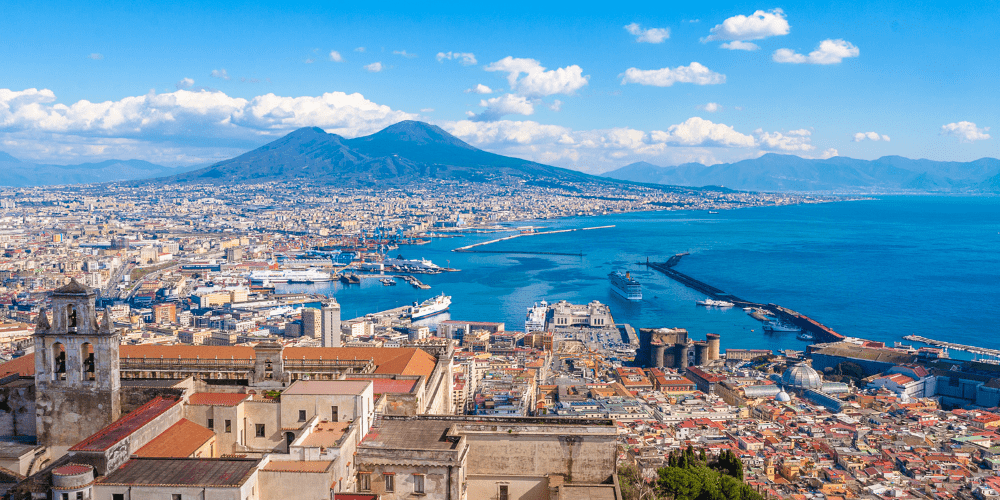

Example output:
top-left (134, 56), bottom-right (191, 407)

top-left (645, 253), bottom-right (846, 344)
top-left (452, 225), bottom-right (614, 255)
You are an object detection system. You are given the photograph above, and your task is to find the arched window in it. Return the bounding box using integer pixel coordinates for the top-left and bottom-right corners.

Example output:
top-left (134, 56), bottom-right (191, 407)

top-left (67, 305), bottom-right (78, 330)
top-left (52, 342), bottom-right (66, 380)
top-left (81, 342), bottom-right (95, 381)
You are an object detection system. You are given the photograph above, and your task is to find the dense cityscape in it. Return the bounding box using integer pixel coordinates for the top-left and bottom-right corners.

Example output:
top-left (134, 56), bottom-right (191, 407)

top-left (0, 179), bottom-right (997, 500)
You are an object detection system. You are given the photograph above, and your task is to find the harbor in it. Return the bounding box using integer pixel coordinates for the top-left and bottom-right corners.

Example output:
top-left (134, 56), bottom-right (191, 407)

top-left (452, 225), bottom-right (615, 255)
top-left (643, 253), bottom-right (846, 344)
top-left (903, 335), bottom-right (1000, 358)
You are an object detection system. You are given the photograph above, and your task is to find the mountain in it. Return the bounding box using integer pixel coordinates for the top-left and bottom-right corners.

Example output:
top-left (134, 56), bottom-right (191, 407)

top-left (0, 155), bottom-right (200, 187)
top-left (603, 154), bottom-right (1000, 193)
top-left (158, 121), bottom-right (610, 187)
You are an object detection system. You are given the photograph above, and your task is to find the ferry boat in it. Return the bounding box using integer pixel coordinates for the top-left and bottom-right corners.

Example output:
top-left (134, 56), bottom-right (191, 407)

top-left (763, 320), bottom-right (801, 333)
top-left (696, 298), bottom-right (734, 307)
top-left (609, 271), bottom-right (642, 301)
top-left (249, 269), bottom-right (331, 284)
top-left (409, 293), bottom-right (451, 320)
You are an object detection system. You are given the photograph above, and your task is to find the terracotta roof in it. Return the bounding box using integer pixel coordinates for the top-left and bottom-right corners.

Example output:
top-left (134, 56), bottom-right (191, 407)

top-left (348, 378), bottom-right (418, 395)
top-left (70, 396), bottom-right (180, 452)
top-left (188, 393), bottom-right (250, 407)
top-left (262, 461), bottom-right (333, 473)
top-left (52, 464), bottom-right (92, 476)
top-left (299, 422), bottom-right (349, 448)
top-left (134, 419), bottom-right (214, 458)
top-left (1, 346), bottom-right (438, 379)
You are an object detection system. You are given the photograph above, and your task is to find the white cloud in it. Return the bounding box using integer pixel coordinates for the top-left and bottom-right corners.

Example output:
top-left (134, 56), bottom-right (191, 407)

top-left (436, 52), bottom-right (477, 65)
top-left (484, 57), bottom-right (589, 97)
top-left (421, 108), bottom-right (434, 113)
top-left (651, 117), bottom-right (756, 147)
top-left (699, 102), bottom-right (721, 112)
top-left (705, 9), bottom-right (790, 42)
top-left (210, 69), bottom-right (230, 80)
top-left (819, 148), bottom-right (839, 159)
top-left (393, 50), bottom-right (417, 59)
top-left (754, 128), bottom-right (815, 151)
top-left (175, 78), bottom-right (195, 90)
top-left (466, 84), bottom-right (494, 94)
top-left (329, 50), bottom-right (343, 62)
top-left (304, 59), bottom-right (315, 64)
top-left (0, 87), bottom-right (417, 164)
top-left (355, 47), bottom-right (365, 52)
top-left (87, 53), bottom-right (104, 60)
top-left (720, 41), bottom-right (759, 51)
top-left (940, 121), bottom-right (990, 143)
top-left (624, 23), bottom-right (670, 43)
top-left (773, 39), bottom-right (860, 64)
top-left (853, 131), bottom-right (890, 142)
top-left (364, 62), bottom-right (383, 73)
top-left (620, 62), bottom-right (725, 87)
top-left (469, 94), bottom-right (536, 122)
top-left (548, 100), bottom-right (562, 112)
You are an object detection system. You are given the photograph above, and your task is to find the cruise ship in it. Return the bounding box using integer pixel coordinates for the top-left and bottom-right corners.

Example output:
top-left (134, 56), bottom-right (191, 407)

top-left (382, 257), bottom-right (441, 273)
top-left (249, 269), bottom-right (332, 284)
top-left (696, 298), bottom-right (734, 307)
top-left (524, 300), bottom-right (549, 332)
top-left (609, 271), bottom-right (642, 301)
top-left (409, 293), bottom-right (451, 320)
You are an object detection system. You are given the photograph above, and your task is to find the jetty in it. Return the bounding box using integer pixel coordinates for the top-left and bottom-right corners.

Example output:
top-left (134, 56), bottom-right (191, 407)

top-left (452, 225), bottom-right (614, 255)
top-left (904, 335), bottom-right (1000, 357)
top-left (643, 253), bottom-right (846, 344)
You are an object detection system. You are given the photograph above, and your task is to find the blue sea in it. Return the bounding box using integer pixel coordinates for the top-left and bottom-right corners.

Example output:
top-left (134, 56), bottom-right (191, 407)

top-left (280, 196), bottom-right (1000, 354)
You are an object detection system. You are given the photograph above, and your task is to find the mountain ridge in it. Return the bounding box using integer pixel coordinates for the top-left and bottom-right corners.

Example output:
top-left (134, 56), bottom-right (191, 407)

top-left (0, 155), bottom-right (199, 187)
top-left (603, 154), bottom-right (1000, 193)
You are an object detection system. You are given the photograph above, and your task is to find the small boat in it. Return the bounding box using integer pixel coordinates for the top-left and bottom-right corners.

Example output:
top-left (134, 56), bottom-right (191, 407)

top-left (763, 320), bottom-right (801, 333)
top-left (696, 298), bottom-right (734, 307)
top-left (797, 331), bottom-right (814, 341)
top-left (380, 278), bottom-right (396, 286)
top-left (708, 211), bottom-right (719, 214)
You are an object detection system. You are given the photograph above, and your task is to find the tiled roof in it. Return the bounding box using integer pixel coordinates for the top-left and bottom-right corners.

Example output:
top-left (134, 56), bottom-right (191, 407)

top-left (52, 464), bottom-right (92, 476)
top-left (96, 458), bottom-right (260, 486)
top-left (188, 393), bottom-right (250, 407)
top-left (134, 419), bottom-right (214, 458)
top-left (0, 346), bottom-right (438, 379)
top-left (69, 396), bottom-right (180, 452)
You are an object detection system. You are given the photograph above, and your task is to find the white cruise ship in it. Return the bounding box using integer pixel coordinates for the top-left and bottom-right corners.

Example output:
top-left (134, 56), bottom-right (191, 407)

top-left (524, 300), bottom-right (549, 332)
top-left (609, 271), bottom-right (642, 301)
top-left (249, 268), bottom-right (332, 284)
top-left (409, 293), bottom-right (451, 320)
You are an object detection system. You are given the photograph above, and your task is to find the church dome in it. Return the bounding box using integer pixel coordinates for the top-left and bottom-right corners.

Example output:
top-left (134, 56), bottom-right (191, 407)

top-left (775, 391), bottom-right (791, 402)
top-left (781, 362), bottom-right (823, 390)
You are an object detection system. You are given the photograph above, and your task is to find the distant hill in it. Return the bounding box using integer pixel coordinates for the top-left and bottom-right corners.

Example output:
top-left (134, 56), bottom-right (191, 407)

top-left (156, 121), bottom-right (617, 188)
top-left (603, 154), bottom-right (1000, 193)
top-left (0, 155), bottom-right (200, 187)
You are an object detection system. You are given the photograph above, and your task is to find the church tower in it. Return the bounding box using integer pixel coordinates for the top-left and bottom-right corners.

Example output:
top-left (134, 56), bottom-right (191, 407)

top-left (34, 280), bottom-right (121, 452)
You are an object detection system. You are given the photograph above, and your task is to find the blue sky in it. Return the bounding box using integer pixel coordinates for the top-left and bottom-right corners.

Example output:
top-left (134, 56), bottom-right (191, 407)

top-left (1, 0), bottom-right (997, 172)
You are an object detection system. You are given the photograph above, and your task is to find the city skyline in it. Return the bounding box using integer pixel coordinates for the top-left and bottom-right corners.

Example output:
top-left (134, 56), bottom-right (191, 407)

top-left (2, 1), bottom-right (998, 172)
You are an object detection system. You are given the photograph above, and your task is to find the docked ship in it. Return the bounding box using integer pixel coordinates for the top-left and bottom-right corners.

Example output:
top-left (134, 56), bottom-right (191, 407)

top-left (609, 271), bottom-right (642, 301)
top-left (524, 300), bottom-right (549, 333)
top-left (249, 268), bottom-right (332, 284)
top-left (409, 293), bottom-right (451, 320)
top-left (696, 298), bottom-right (734, 307)
top-left (383, 257), bottom-right (441, 273)
top-left (763, 320), bottom-right (801, 334)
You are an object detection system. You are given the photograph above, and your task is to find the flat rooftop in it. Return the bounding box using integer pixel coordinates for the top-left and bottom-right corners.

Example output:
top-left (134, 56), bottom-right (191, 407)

top-left (299, 421), bottom-right (349, 448)
top-left (284, 380), bottom-right (371, 396)
top-left (134, 419), bottom-right (214, 458)
top-left (262, 461), bottom-right (332, 473)
top-left (360, 419), bottom-right (459, 451)
top-left (97, 458), bottom-right (260, 487)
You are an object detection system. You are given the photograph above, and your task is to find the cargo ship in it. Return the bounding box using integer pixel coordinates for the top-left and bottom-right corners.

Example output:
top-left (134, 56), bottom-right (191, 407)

top-left (409, 293), bottom-right (451, 320)
top-left (609, 271), bottom-right (642, 301)
top-left (249, 269), bottom-right (332, 284)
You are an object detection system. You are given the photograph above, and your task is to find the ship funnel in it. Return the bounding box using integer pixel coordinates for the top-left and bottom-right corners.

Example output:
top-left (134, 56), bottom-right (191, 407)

top-left (626, 271), bottom-right (630, 280)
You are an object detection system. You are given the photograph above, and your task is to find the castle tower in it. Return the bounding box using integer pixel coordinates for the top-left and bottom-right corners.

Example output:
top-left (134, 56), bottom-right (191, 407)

top-left (34, 280), bottom-right (121, 452)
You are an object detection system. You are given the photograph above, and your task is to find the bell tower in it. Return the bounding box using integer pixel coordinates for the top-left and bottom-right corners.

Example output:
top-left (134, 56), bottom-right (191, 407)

top-left (34, 279), bottom-right (121, 452)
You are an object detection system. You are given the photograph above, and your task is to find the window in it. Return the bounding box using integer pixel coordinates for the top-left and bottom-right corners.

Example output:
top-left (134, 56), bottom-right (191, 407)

top-left (225, 420), bottom-right (232, 433)
top-left (384, 473), bottom-right (395, 492)
top-left (331, 406), bottom-right (338, 421)
top-left (173, 495), bottom-right (182, 500)
top-left (414, 474), bottom-right (425, 494)
top-left (113, 495), bottom-right (125, 500)
top-left (61, 494), bottom-right (68, 500)
top-left (76, 493), bottom-right (83, 500)
top-left (298, 409), bottom-right (307, 422)
top-left (358, 472), bottom-right (371, 491)
top-left (499, 484), bottom-right (509, 500)
top-left (255, 423), bottom-right (265, 438)
top-left (207, 418), bottom-right (214, 429)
